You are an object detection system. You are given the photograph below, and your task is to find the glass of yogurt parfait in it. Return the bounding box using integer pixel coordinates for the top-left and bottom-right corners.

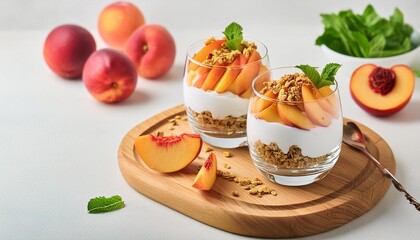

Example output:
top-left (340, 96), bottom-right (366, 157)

top-left (247, 64), bottom-right (343, 186)
top-left (183, 22), bottom-right (270, 148)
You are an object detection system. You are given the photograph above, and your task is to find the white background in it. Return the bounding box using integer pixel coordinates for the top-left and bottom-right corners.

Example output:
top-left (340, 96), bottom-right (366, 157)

top-left (1, 0), bottom-right (419, 239)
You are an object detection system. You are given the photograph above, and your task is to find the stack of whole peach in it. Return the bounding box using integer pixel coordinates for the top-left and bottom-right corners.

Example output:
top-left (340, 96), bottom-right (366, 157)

top-left (43, 1), bottom-right (176, 103)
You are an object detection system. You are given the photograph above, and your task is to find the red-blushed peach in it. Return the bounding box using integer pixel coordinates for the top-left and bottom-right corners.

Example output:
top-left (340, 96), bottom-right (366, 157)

top-left (43, 24), bottom-right (96, 79)
top-left (82, 49), bottom-right (137, 103)
top-left (350, 64), bottom-right (415, 116)
top-left (125, 24), bottom-right (176, 79)
top-left (135, 133), bottom-right (203, 173)
top-left (192, 152), bottom-right (217, 190)
top-left (98, 1), bottom-right (145, 50)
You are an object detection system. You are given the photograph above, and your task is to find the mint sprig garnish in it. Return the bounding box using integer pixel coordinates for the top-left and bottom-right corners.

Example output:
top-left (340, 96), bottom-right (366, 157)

top-left (87, 195), bottom-right (125, 213)
top-left (295, 63), bottom-right (341, 88)
top-left (222, 22), bottom-right (243, 51)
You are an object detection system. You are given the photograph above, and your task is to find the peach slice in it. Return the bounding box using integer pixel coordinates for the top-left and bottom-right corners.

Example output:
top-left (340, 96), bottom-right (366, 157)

top-left (277, 103), bottom-right (315, 130)
top-left (301, 85), bottom-right (331, 127)
top-left (188, 39), bottom-right (226, 71)
top-left (214, 54), bottom-right (247, 93)
top-left (134, 133), bottom-right (203, 173)
top-left (350, 64), bottom-right (415, 116)
top-left (239, 87), bottom-right (252, 98)
top-left (256, 103), bottom-right (285, 124)
top-left (316, 86), bottom-right (339, 119)
top-left (187, 67), bottom-right (210, 86)
top-left (227, 51), bottom-right (262, 95)
top-left (255, 90), bottom-right (278, 112)
top-left (192, 152), bottom-right (217, 190)
top-left (201, 62), bottom-right (228, 91)
top-left (193, 71), bottom-right (209, 88)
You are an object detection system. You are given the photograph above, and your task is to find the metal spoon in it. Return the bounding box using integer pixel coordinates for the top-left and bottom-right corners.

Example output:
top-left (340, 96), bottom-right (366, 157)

top-left (343, 121), bottom-right (420, 211)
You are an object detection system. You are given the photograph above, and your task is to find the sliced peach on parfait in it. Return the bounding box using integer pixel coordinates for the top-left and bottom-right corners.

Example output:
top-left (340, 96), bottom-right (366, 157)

top-left (188, 39), bottom-right (226, 71)
top-left (227, 50), bottom-right (262, 95)
top-left (318, 85), bottom-right (339, 118)
top-left (301, 84), bottom-right (331, 127)
top-left (201, 62), bottom-right (228, 91)
top-left (255, 90), bottom-right (278, 112)
top-left (214, 53), bottom-right (247, 93)
top-left (193, 71), bottom-right (209, 88)
top-left (277, 103), bottom-right (315, 130)
top-left (256, 103), bottom-right (285, 124)
top-left (192, 152), bottom-right (217, 190)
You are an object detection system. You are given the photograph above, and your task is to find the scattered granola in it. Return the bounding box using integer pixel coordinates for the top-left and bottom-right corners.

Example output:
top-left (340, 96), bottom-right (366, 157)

top-left (232, 191), bottom-right (239, 197)
top-left (214, 168), bottom-right (276, 198)
top-left (223, 151), bottom-right (231, 158)
top-left (254, 140), bottom-right (329, 168)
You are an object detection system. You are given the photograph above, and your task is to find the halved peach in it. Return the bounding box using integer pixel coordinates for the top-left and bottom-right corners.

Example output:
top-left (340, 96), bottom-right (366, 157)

top-left (188, 39), bottom-right (226, 71)
top-left (227, 51), bottom-right (262, 95)
top-left (350, 64), bottom-right (415, 116)
top-left (134, 133), bottom-right (202, 173)
top-left (301, 85), bottom-right (331, 127)
top-left (214, 53), bottom-right (247, 93)
top-left (277, 103), bottom-right (315, 130)
top-left (256, 103), bottom-right (285, 124)
top-left (192, 152), bottom-right (217, 190)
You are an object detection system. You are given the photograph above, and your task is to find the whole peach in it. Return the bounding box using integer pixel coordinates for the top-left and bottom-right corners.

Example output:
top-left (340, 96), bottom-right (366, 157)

top-left (82, 49), bottom-right (137, 103)
top-left (43, 24), bottom-right (96, 79)
top-left (125, 24), bottom-right (176, 79)
top-left (98, 1), bottom-right (145, 50)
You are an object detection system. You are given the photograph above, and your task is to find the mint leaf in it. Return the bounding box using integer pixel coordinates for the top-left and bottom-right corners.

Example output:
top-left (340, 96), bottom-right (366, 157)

top-left (295, 64), bottom-right (321, 86)
top-left (296, 63), bottom-right (341, 88)
top-left (316, 4), bottom-right (415, 57)
top-left (222, 22), bottom-right (243, 51)
top-left (319, 63), bottom-right (341, 88)
top-left (413, 69), bottom-right (420, 78)
top-left (88, 195), bottom-right (125, 213)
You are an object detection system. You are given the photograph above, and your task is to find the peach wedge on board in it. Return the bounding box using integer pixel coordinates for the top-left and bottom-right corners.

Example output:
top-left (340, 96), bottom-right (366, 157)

top-left (134, 133), bottom-right (203, 173)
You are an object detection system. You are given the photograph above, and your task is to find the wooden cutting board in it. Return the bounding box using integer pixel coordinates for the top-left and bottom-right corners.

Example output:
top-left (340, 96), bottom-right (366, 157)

top-left (118, 105), bottom-right (395, 238)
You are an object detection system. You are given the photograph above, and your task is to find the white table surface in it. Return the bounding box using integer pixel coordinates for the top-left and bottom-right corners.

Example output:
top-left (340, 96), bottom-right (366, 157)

top-left (1, 0), bottom-right (419, 239)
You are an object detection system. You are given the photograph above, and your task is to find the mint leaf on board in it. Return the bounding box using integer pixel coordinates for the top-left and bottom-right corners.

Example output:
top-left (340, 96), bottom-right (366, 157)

top-left (222, 22), bottom-right (243, 51)
top-left (87, 195), bottom-right (125, 213)
top-left (316, 4), bottom-right (414, 58)
top-left (296, 63), bottom-right (341, 88)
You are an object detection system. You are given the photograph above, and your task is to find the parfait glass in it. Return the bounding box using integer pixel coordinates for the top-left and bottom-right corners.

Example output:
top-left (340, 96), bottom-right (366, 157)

top-left (183, 39), bottom-right (269, 148)
top-left (247, 67), bottom-right (343, 186)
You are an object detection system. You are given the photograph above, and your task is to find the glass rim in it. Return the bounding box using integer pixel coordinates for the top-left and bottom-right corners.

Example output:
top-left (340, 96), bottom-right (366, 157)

top-left (251, 66), bottom-right (339, 104)
top-left (186, 37), bottom-right (269, 69)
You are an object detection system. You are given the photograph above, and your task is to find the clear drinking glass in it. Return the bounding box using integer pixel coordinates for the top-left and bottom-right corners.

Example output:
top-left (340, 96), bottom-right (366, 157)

top-left (183, 39), bottom-right (270, 148)
top-left (247, 67), bottom-right (343, 186)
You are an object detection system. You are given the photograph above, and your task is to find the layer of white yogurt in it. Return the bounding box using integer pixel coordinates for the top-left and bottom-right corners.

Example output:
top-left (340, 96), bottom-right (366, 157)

top-left (247, 115), bottom-right (343, 157)
top-left (183, 83), bottom-right (249, 119)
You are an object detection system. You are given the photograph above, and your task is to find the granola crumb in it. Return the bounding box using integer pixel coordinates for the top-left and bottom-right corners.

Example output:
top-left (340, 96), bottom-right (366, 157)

top-left (232, 191), bottom-right (239, 197)
top-left (223, 151), bottom-right (231, 158)
top-left (205, 147), bottom-right (214, 153)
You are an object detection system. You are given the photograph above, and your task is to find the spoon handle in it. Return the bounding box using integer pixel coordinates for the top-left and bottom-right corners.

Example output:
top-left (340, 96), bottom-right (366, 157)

top-left (363, 150), bottom-right (420, 211)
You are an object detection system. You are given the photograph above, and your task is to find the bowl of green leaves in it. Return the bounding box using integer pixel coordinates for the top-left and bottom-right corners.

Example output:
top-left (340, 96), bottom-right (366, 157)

top-left (316, 4), bottom-right (420, 76)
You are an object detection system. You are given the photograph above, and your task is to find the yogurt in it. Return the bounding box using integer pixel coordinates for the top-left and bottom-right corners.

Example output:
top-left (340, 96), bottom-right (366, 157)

top-left (247, 115), bottom-right (343, 157)
top-left (183, 82), bottom-right (249, 119)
